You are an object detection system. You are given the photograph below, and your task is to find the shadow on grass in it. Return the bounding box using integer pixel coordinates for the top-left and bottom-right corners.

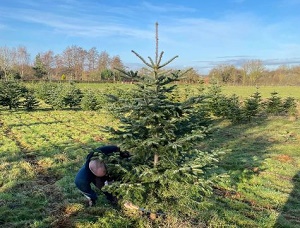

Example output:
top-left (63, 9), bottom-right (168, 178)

top-left (275, 171), bottom-right (300, 228)
top-left (200, 116), bottom-right (300, 226)
top-left (204, 118), bottom-right (275, 185)
top-left (8, 120), bottom-right (65, 128)
top-left (1, 106), bottom-right (298, 227)
top-left (0, 140), bottom-right (117, 228)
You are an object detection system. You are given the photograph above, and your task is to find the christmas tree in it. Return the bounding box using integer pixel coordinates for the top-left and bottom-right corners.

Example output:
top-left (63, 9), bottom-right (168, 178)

top-left (102, 22), bottom-right (223, 216)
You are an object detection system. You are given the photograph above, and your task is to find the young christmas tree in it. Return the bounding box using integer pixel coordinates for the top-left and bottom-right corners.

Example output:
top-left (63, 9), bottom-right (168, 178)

top-left (102, 23), bottom-right (224, 216)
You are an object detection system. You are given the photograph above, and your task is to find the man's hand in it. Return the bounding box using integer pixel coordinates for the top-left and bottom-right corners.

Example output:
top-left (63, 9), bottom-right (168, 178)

top-left (104, 180), bottom-right (114, 186)
top-left (88, 199), bottom-right (96, 207)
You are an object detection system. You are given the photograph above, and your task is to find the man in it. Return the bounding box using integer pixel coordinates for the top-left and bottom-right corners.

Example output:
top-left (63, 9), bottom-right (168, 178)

top-left (75, 145), bottom-right (129, 206)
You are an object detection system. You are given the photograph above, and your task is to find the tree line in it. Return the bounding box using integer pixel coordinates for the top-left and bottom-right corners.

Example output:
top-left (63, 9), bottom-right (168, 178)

top-left (208, 60), bottom-right (300, 86)
top-left (0, 45), bottom-right (126, 82)
top-left (0, 45), bottom-right (205, 84)
top-left (1, 45), bottom-right (300, 85)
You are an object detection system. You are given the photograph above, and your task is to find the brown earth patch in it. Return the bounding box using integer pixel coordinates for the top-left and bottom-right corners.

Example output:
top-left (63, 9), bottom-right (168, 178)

top-left (276, 154), bottom-right (293, 163)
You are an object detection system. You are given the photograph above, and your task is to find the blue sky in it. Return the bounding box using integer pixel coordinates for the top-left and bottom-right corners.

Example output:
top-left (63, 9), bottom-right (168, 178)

top-left (1, 0), bottom-right (300, 73)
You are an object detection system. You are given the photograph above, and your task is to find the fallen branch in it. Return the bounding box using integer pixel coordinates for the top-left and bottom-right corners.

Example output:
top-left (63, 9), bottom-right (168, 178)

top-left (123, 202), bottom-right (166, 220)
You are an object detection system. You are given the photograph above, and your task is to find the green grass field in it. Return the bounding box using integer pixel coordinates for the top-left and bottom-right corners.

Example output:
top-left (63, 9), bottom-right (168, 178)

top-left (79, 83), bottom-right (300, 98)
top-left (0, 84), bottom-right (299, 227)
top-left (222, 86), bottom-right (300, 99)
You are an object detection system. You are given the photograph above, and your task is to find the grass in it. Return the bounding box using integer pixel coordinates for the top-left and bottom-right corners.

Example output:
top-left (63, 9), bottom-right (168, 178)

top-left (1, 84), bottom-right (300, 227)
top-left (202, 117), bottom-right (300, 227)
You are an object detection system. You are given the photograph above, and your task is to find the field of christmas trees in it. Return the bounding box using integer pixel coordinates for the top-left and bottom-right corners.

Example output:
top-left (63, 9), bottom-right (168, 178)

top-left (1, 88), bottom-right (299, 227)
top-left (1, 24), bottom-right (299, 227)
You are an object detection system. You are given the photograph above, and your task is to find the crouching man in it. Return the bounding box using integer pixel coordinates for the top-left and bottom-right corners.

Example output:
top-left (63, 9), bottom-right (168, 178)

top-left (75, 145), bottom-right (124, 206)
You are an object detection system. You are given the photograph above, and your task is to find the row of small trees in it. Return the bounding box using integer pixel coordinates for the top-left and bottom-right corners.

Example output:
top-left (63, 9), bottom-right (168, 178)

top-left (0, 80), bottom-right (296, 121)
top-left (0, 80), bottom-right (135, 111)
top-left (0, 81), bottom-right (87, 110)
top-left (207, 84), bottom-right (297, 123)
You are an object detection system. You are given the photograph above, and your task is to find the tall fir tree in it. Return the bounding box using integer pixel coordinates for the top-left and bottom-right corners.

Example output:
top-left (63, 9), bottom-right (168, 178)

top-left (33, 54), bottom-right (47, 79)
top-left (102, 23), bottom-right (224, 216)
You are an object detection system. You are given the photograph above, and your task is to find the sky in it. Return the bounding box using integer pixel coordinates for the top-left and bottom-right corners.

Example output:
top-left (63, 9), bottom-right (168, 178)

top-left (1, 0), bottom-right (300, 74)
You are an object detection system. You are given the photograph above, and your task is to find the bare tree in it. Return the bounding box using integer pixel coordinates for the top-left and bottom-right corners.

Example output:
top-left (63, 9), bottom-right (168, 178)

top-left (39, 50), bottom-right (55, 80)
top-left (15, 46), bottom-right (31, 78)
top-left (271, 65), bottom-right (288, 85)
top-left (181, 68), bottom-right (203, 84)
top-left (75, 47), bottom-right (87, 80)
top-left (53, 54), bottom-right (64, 80)
top-left (208, 64), bottom-right (241, 84)
top-left (97, 51), bottom-right (110, 81)
top-left (0, 46), bottom-right (15, 80)
top-left (86, 47), bottom-right (99, 81)
top-left (242, 60), bottom-right (265, 85)
top-left (62, 45), bottom-right (87, 80)
top-left (86, 47), bottom-right (99, 71)
top-left (110, 55), bottom-right (125, 81)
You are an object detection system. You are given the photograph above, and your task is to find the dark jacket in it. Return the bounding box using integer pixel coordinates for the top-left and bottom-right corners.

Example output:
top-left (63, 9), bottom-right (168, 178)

top-left (85, 145), bottom-right (121, 182)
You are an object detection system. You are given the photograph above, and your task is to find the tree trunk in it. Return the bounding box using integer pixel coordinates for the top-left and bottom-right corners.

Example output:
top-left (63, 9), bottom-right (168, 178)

top-left (154, 153), bottom-right (159, 167)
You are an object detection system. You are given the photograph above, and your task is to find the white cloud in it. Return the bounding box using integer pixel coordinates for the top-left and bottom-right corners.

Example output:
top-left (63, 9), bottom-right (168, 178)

top-left (1, 0), bottom-right (300, 73)
top-left (156, 12), bottom-right (261, 51)
top-left (140, 1), bottom-right (196, 13)
top-left (0, 6), bottom-right (153, 39)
